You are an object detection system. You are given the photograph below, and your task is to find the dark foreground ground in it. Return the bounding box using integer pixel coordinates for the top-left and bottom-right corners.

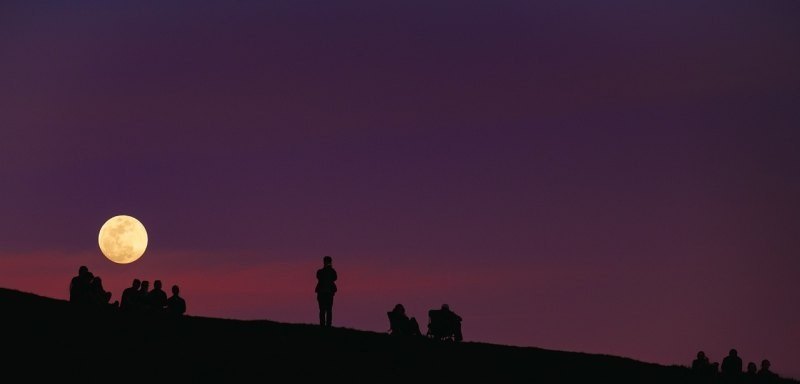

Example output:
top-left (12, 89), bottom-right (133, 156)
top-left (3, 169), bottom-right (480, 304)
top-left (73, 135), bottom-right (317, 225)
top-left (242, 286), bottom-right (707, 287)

top-left (1, 287), bottom-right (795, 383)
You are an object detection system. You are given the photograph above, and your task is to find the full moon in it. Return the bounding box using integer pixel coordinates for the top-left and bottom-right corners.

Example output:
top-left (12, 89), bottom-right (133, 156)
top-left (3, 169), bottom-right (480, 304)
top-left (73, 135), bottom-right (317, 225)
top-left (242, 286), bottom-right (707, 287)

top-left (98, 215), bottom-right (148, 264)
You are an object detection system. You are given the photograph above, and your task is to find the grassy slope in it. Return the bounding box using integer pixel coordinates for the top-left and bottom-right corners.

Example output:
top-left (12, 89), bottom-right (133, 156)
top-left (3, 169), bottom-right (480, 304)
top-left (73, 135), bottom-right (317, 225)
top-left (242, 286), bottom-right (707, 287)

top-left (1, 287), bottom-right (793, 383)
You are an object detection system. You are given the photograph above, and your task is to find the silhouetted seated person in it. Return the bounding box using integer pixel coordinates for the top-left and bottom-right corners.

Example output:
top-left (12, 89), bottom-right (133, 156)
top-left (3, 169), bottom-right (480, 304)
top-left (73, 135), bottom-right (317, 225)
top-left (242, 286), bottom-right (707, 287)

top-left (745, 362), bottom-right (758, 381)
top-left (69, 265), bottom-right (93, 305)
top-left (427, 304), bottom-right (463, 341)
top-left (692, 350), bottom-right (717, 378)
top-left (89, 275), bottom-right (117, 307)
top-left (120, 278), bottom-right (141, 312)
top-left (387, 304), bottom-right (421, 336)
top-left (147, 279), bottom-right (168, 313)
top-left (758, 359), bottom-right (778, 382)
top-left (166, 285), bottom-right (186, 316)
top-left (721, 348), bottom-right (743, 378)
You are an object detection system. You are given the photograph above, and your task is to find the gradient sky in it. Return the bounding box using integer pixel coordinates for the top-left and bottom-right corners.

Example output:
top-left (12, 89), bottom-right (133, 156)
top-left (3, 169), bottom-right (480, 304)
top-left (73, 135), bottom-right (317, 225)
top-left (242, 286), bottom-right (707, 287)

top-left (2, 0), bottom-right (799, 377)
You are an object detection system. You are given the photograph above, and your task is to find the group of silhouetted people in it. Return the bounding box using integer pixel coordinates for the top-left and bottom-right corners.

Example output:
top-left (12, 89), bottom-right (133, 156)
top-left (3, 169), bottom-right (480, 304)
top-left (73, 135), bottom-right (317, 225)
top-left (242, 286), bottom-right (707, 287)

top-left (387, 303), bottom-right (463, 341)
top-left (69, 257), bottom-right (794, 381)
top-left (69, 265), bottom-right (116, 307)
top-left (313, 256), bottom-right (465, 341)
top-left (120, 277), bottom-right (186, 316)
top-left (692, 349), bottom-right (779, 382)
top-left (73, 256), bottom-right (464, 341)
top-left (69, 265), bottom-right (186, 316)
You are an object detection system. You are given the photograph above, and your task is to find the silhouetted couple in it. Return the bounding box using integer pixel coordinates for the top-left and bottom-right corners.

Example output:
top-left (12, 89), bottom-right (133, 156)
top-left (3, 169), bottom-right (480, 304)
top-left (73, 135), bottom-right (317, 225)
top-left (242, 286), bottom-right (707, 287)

top-left (69, 265), bottom-right (116, 308)
top-left (315, 256), bottom-right (337, 327)
top-left (388, 304), bottom-right (421, 336)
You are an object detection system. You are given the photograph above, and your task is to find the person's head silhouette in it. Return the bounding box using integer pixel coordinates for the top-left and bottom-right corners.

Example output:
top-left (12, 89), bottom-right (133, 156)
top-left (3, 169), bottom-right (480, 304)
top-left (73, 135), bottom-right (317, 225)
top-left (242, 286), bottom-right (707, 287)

top-left (131, 279), bottom-right (141, 288)
top-left (393, 304), bottom-right (405, 314)
top-left (79, 265), bottom-right (88, 275)
top-left (729, 349), bottom-right (738, 357)
top-left (761, 359), bottom-right (771, 371)
top-left (747, 362), bottom-right (757, 374)
top-left (697, 351), bottom-right (706, 360)
top-left (154, 280), bottom-right (162, 290)
top-left (172, 285), bottom-right (180, 295)
top-left (442, 304), bottom-right (450, 311)
top-left (323, 256), bottom-right (332, 266)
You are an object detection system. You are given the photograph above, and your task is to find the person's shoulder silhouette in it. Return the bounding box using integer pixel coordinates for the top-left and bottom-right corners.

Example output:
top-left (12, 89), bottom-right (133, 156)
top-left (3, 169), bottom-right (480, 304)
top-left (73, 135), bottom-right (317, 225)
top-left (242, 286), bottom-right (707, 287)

top-left (69, 265), bottom-right (92, 304)
top-left (691, 350), bottom-right (717, 379)
top-left (721, 348), bottom-right (743, 376)
top-left (315, 256), bottom-right (337, 292)
top-left (758, 359), bottom-right (778, 381)
top-left (147, 279), bottom-right (168, 311)
top-left (89, 275), bottom-right (113, 306)
top-left (746, 361), bottom-right (757, 376)
top-left (166, 285), bottom-right (186, 316)
top-left (120, 278), bottom-right (141, 312)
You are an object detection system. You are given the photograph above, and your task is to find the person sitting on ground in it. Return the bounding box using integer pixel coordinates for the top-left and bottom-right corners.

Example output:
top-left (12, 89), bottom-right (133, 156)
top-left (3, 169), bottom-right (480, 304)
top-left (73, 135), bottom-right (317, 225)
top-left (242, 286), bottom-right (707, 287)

top-left (746, 362), bottom-right (758, 378)
top-left (758, 359), bottom-right (778, 381)
top-left (439, 304), bottom-right (463, 342)
top-left (89, 276), bottom-right (116, 307)
top-left (166, 285), bottom-right (186, 316)
top-left (692, 351), bottom-right (716, 377)
top-left (388, 304), bottom-right (421, 336)
top-left (69, 266), bottom-right (93, 305)
top-left (721, 348), bottom-right (743, 377)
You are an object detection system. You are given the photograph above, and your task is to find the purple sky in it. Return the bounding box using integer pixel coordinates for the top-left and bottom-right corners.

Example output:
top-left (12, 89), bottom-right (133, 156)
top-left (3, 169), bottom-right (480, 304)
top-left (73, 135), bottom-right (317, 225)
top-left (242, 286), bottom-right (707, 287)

top-left (2, 0), bottom-right (799, 377)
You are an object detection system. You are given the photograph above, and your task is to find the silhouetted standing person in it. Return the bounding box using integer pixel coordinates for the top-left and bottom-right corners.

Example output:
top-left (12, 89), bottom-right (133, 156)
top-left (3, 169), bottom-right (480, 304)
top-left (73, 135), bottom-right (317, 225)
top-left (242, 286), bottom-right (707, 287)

top-left (166, 285), bottom-right (186, 316)
top-left (315, 256), bottom-right (337, 327)
top-left (120, 279), bottom-right (141, 312)
top-left (721, 348), bottom-right (743, 378)
top-left (148, 280), bottom-right (168, 313)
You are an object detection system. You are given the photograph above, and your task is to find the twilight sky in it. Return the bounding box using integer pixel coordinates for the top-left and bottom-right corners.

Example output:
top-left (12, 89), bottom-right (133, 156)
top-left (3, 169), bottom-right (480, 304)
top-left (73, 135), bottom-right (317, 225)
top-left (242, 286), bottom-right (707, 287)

top-left (2, 0), bottom-right (799, 377)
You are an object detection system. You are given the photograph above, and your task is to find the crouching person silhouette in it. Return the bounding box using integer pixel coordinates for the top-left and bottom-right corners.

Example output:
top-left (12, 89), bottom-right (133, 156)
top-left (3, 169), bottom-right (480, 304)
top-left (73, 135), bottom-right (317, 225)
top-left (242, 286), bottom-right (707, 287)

top-left (388, 304), bottom-right (421, 336)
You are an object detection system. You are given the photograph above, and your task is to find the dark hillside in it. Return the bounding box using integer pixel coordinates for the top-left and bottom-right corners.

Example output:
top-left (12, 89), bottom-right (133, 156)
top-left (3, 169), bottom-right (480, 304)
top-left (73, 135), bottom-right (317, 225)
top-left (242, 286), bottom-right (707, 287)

top-left (1, 288), bottom-right (793, 383)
